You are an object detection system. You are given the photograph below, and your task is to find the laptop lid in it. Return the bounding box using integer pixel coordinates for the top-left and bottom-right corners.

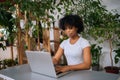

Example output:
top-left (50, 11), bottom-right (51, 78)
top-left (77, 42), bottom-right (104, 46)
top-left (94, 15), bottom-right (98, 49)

top-left (25, 51), bottom-right (57, 78)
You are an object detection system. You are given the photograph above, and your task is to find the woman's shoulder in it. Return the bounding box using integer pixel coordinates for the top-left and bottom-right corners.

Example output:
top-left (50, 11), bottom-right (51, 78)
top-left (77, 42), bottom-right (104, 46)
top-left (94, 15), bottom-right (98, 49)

top-left (60, 38), bottom-right (69, 48)
top-left (60, 38), bottom-right (69, 45)
top-left (79, 37), bottom-right (91, 48)
top-left (79, 37), bottom-right (89, 42)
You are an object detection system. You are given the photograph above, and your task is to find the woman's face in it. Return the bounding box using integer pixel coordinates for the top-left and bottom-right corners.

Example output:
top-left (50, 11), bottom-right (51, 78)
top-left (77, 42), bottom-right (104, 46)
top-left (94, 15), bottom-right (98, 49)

top-left (64, 26), bottom-right (78, 38)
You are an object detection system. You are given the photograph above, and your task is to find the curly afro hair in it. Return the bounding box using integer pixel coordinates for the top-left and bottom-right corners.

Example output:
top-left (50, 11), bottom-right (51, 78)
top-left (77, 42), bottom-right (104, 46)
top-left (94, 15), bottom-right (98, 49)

top-left (59, 14), bottom-right (84, 33)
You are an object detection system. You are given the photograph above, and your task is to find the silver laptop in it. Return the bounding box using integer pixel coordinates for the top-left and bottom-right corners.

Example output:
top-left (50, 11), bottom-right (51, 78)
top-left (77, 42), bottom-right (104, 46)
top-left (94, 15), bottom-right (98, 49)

top-left (25, 51), bottom-right (71, 78)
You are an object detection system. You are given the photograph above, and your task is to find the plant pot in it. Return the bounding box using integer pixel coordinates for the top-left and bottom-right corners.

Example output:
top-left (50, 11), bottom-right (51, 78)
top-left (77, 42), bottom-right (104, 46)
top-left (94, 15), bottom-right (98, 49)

top-left (0, 0), bottom-right (6, 2)
top-left (104, 66), bottom-right (119, 74)
top-left (92, 65), bottom-right (100, 71)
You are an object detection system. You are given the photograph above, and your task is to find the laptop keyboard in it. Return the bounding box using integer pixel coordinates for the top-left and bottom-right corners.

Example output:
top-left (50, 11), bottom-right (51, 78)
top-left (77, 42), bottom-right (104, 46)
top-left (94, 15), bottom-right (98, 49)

top-left (56, 71), bottom-right (63, 75)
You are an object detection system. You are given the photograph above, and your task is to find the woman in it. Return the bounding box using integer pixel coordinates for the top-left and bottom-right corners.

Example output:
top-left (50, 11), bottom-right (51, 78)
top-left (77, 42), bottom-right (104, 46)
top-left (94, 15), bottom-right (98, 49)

top-left (53, 14), bottom-right (91, 73)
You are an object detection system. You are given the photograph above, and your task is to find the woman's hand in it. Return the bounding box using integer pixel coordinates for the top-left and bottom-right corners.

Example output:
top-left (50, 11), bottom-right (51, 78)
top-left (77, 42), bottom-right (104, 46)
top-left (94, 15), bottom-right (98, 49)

top-left (52, 57), bottom-right (58, 65)
top-left (55, 66), bottom-right (70, 73)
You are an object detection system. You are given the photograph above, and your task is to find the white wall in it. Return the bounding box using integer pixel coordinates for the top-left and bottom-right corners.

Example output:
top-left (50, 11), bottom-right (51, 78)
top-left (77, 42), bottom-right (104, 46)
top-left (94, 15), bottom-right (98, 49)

top-left (0, 47), bottom-right (18, 61)
top-left (101, 0), bottom-right (120, 14)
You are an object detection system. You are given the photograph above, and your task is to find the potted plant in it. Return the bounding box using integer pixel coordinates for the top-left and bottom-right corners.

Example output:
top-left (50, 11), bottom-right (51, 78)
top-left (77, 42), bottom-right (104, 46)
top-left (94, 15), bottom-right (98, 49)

top-left (102, 12), bottom-right (120, 74)
top-left (91, 44), bottom-right (102, 71)
top-left (88, 12), bottom-right (120, 74)
top-left (107, 43), bottom-right (120, 73)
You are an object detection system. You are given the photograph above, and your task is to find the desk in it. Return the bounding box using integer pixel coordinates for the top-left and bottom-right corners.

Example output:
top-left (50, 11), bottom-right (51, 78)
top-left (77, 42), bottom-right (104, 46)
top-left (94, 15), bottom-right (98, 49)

top-left (0, 64), bottom-right (119, 80)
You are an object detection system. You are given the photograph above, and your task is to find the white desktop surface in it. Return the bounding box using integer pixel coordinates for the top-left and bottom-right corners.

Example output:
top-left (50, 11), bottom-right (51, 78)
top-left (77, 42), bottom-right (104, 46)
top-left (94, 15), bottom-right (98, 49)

top-left (0, 64), bottom-right (119, 80)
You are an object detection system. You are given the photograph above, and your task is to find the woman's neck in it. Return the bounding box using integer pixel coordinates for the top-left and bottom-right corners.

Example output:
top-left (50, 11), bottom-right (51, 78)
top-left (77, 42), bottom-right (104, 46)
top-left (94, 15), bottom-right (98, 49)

top-left (69, 35), bottom-right (80, 44)
top-left (70, 34), bottom-right (80, 40)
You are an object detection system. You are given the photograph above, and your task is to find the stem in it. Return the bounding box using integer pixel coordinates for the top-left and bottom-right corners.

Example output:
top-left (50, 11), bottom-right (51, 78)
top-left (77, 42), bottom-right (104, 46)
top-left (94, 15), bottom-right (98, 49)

top-left (10, 46), bottom-right (14, 60)
top-left (109, 39), bottom-right (113, 67)
top-left (37, 20), bottom-right (40, 50)
top-left (16, 4), bottom-right (23, 64)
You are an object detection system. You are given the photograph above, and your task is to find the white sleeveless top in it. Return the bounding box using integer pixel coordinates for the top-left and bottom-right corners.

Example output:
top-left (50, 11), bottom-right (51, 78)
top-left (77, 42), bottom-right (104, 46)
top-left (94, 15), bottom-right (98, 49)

top-left (60, 37), bottom-right (90, 65)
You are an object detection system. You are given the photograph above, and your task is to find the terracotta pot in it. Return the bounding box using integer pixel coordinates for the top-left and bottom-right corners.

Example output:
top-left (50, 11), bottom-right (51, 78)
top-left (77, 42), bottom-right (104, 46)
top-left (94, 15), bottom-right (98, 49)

top-left (104, 66), bottom-right (119, 74)
top-left (0, 0), bottom-right (6, 2)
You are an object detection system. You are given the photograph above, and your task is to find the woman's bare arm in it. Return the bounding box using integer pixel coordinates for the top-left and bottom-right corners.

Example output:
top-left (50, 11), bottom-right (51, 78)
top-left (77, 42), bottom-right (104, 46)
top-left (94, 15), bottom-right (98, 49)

top-left (52, 47), bottom-right (64, 65)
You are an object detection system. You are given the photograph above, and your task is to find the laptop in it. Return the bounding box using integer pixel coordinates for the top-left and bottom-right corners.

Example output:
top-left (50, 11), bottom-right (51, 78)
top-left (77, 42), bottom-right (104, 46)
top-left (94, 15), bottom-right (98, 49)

top-left (25, 51), bottom-right (71, 78)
